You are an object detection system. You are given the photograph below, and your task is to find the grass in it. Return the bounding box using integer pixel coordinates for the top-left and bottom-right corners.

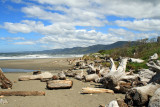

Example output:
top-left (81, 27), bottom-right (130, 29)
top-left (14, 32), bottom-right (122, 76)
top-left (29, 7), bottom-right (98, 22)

top-left (126, 61), bottom-right (149, 73)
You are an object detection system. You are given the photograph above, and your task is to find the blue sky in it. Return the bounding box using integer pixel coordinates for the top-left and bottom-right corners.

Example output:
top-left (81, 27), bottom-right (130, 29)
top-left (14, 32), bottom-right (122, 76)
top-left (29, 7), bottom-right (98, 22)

top-left (0, 0), bottom-right (160, 52)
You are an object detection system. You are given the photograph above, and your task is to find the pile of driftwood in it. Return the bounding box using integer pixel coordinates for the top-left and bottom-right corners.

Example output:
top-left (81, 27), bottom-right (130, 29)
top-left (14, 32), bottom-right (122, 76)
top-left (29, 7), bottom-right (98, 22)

top-left (18, 70), bottom-right (73, 89)
top-left (0, 70), bottom-right (73, 97)
top-left (65, 53), bottom-right (160, 107)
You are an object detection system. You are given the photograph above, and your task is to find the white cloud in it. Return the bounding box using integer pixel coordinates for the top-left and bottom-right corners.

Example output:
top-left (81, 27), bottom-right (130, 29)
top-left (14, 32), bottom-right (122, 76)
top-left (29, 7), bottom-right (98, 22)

top-left (115, 19), bottom-right (160, 32)
top-left (2, 19), bottom-right (160, 49)
top-left (108, 28), bottom-right (160, 40)
top-left (36, 0), bottom-right (160, 19)
top-left (3, 22), bottom-right (32, 33)
top-left (0, 37), bottom-right (25, 41)
top-left (13, 41), bottom-right (35, 45)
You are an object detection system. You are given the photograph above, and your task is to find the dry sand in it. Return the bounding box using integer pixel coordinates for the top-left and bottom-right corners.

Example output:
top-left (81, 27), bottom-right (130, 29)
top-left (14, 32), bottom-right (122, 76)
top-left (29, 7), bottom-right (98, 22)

top-left (0, 58), bottom-right (124, 107)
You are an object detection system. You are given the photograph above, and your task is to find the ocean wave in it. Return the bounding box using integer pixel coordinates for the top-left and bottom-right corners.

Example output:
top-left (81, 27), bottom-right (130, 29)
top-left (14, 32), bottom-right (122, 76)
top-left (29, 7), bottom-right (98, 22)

top-left (0, 54), bottom-right (83, 60)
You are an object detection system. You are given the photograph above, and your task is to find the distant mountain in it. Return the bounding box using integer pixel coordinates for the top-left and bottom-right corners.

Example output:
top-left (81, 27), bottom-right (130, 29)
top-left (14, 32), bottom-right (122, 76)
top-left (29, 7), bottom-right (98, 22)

top-left (37, 41), bottom-right (134, 54)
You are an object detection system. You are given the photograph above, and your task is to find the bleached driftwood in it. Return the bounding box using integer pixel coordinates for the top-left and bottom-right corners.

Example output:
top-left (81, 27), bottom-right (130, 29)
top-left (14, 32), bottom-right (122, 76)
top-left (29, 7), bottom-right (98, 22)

top-left (125, 83), bottom-right (160, 106)
top-left (107, 99), bottom-right (128, 107)
top-left (84, 74), bottom-right (100, 82)
top-left (138, 69), bottom-right (156, 82)
top-left (147, 61), bottom-right (160, 73)
top-left (125, 60), bottom-right (160, 106)
top-left (129, 58), bottom-right (144, 63)
top-left (0, 68), bottom-right (12, 89)
top-left (74, 71), bottom-right (84, 80)
top-left (149, 88), bottom-right (160, 107)
top-left (82, 87), bottom-right (114, 94)
top-left (88, 64), bottom-right (97, 74)
top-left (65, 70), bottom-right (76, 77)
top-left (108, 100), bottom-right (119, 107)
top-left (102, 58), bottom-right (142, 93)
top-left (79, 62), bottom-right (88, 69)
top-left (58, 71), bottom-right (66, 80)
top-left (47, 80), bottom-right (73, 89)
top-left (103, 58), bottom-right (128, 91)
top-left (150, 53), bottom-right (158, 60)
top-left (99, 67), bottom-right (109, 77)
top-left (0, 91), bottom-right (45, 96)
top-left (18, 72), bottom-right (52, 81)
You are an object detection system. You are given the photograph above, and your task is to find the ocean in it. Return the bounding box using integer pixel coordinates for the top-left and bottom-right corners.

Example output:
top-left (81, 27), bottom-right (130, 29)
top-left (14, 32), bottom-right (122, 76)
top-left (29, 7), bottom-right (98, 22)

top-left (0, 53), bottom-right (83, 60)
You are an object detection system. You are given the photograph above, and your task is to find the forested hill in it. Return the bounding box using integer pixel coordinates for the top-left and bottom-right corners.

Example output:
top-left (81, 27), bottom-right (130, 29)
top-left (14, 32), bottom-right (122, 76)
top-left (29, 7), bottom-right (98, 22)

top-left (39, 41), bottom-right (132, 54)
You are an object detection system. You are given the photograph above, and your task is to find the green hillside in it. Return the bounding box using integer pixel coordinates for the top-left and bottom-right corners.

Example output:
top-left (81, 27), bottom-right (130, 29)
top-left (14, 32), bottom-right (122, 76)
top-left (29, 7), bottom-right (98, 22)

top-left (94, 37), bottom-right (160, 72)
top-left (98, 41), bottom-right (160, 60)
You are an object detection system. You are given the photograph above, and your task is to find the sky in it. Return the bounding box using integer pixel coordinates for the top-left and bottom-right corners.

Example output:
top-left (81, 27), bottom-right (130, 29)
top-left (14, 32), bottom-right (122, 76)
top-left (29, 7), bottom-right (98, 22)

top-left (0, 0), bottom-right (160, 52)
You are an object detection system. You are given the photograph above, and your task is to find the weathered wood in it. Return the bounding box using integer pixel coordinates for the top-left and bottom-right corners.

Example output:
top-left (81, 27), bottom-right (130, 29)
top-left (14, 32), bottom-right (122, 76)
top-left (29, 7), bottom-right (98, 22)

top-left (33, 71), bottom-right (41, 75)
top-left (65, 70), bottom-right (76, 77)
top-left (84, 74), bottom-right (99, 82)
top-left (82, 87), bottom-right (114, 94)
top-left (0, 68), bottom-right (12, 89)
top-left (108, 100), bottom-right (119, 107)
top-left (40, 78), bottom-right (52, 82)
top-left (18, 72), bottom-right (53, 81)
top-left (75, 71), bottom-right (84, 80)
top-left (58, 71), bottom-right (66, 80)
top-left (52, 75), bottom-right (59, 80)
top-left (103, 58), bottom-right (128, 90)
top-left (138, 69), bottom-right (156, 82)
top-left (125, 58), bottom-right (160, 106)
top-left (47, 80), bottom-right (73, 89)
top-left (125, 83), bottom-right (160, 106)
top-left (149, 88), bottom-right (160, 107)
top-left (150, 53), bottom-right (158, 60)
top-left (117, 99), bottom-right (128, 107)
top-left (129, 58), bottom-right (144, 63)
top-left (0, 91), bottom-right (45, 96)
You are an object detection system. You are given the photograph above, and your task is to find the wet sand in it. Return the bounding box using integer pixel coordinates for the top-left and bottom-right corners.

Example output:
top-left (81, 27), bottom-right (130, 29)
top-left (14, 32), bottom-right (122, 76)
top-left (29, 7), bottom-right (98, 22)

top-left (0, 58), bottom-right (124, 107)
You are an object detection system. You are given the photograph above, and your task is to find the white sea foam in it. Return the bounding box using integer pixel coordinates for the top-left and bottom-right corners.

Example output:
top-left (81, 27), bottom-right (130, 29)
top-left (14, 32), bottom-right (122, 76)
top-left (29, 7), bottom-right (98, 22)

top-left (0, 54), bottom-right (83, 60)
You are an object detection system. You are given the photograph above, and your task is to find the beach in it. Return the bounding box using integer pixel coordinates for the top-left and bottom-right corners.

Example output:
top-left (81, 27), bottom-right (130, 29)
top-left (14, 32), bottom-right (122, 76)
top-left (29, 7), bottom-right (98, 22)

top-left (0, 58), bottom-right (124, 107)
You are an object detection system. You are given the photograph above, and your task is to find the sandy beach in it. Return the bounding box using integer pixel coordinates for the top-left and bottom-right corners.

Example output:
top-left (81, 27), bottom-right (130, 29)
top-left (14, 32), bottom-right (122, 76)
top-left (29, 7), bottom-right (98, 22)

top-left (0, 58), bottom-right (124, 107)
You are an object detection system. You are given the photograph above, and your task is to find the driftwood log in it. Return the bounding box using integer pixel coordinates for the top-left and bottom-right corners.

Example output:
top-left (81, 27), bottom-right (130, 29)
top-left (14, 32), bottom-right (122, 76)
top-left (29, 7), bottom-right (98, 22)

top-left (47, 80), bottom-right (73, 89)
top-left (108, 100), bottom-right (119, 107)
top-left (18, 72), bottom-right (53, 81)
top-left (129, 58), bottom-right (144, 63)
top-left (108, 99), bottom-right (128, 107)
top-left (84, 74), bottom-right (100, 82)
top-left (0, 91), bottom-right (45, 96)
top-left (148, 88), bottom-right (160, 107)
top-left (101, 58), bottom-right (142, 93)
top-left (58, 71), bottom-right (66, 80)
top-left (75, 71), bottom-right (84, 80)
top-left (33, 71), bottom-right (41, 75)
top-left (125, 83), bottom-right (160, 106)
top-left (103, 58), bottom-right (128, 91)
top-left (125, 60), bottom-right (160, 106)
top-left (0, 68), bottom-right (12, 89)
top-left (150, 53), bottom-right (158, 60)
top-left (82, 87), bottom-right (114, 94)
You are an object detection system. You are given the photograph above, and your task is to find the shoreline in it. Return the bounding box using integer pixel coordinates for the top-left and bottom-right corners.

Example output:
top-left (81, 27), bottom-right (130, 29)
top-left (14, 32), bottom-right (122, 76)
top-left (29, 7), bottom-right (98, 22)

top-left (0, 58), bottom-right (77, 71)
